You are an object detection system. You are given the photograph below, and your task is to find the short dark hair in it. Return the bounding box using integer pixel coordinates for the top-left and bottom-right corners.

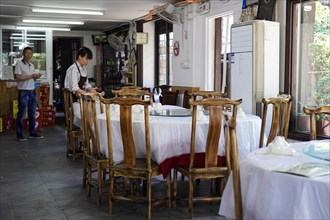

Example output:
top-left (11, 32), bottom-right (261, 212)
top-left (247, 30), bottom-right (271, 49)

top-left (76, 47), bottom-right (93, 60)
top-left (23, 47), bottom-right (33, 53)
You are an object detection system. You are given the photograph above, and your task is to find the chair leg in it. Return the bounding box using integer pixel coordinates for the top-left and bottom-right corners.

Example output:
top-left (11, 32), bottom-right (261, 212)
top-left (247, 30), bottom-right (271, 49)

top-left (146, 179), bottom-right (152, 220)
top-left (172, 168), bottom-right (177, 208)
top-left (188, 175), bottom-right (193, 219)
top-left (97, 163), bottom-right (102, 206)
top-left (109, 172), bottom-right (114, 214)
top-left (66, 131), bottom-right (71, 158)
top-left (82, 151), bottom-right (87, 188)
top-left (72, 136), bottom-right (77, 162)
top-left (166, 173), bottom-right (171, 208)
top-left (87, 162), bottom-right (92, 197)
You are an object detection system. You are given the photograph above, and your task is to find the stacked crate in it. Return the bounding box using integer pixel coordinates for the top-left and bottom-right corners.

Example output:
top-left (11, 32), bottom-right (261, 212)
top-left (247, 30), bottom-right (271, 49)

top-left (40, 84), bottom-right (56, 127)
top-left (0, 80), bottom-right (42, 132)
top-left (41, 105), bottom-right (56, 126)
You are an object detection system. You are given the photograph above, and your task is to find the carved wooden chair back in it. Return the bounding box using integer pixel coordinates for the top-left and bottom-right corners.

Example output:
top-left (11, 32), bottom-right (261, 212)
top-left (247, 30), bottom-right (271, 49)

top-left (303, 106), bottom-right (330, 140)
top-left (62, 88), bottom-right (75, 130)
top-left (173, 97), bottom-right (242, 218)
top-left (188, 91), bottom-right (227, 110)
top-left (161, 90), bottom-right (179, 105)
top-left (259, 94), bottom-right (293, 147)
top-left (113, 89), bottom-right (153, 105)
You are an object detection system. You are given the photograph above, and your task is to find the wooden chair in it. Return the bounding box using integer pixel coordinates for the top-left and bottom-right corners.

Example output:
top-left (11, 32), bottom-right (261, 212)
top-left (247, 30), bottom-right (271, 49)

top-left (161, 90), bottom-right (179, 105)
top-left (303, 106), bottom-right (330, 140)
top-left (81, 93), bottom-right (108, 206)
top-left (120, 85), bottom-right (142, 91)
top-left (76, 92), bottom-right (104, 188)
top-left (259, 94), bottom-right (293, 148)
top-left (227, 110), bottom-right (244, 220)
top-left (182, 90), bottom-right (191, 109)
top-left (62, 88), bottom-right (82, 161)
top-left (188, 91), bottom-right (227, 110)
top-left (100, 96), bottom-right (171, 219)
top-left (190, 91), bottom-right (227, 100)
top-left (113, 88), bottom-right (153, 104)
top-left (172, 97), bottom-right (242, 218)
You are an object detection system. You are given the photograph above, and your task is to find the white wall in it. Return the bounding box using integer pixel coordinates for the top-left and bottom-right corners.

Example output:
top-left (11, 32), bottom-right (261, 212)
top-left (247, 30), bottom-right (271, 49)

top-left (144, 0), bottom-right (287, 91)
top-left (172, 1), bottom-right (242, 90)
top-left (53, 30), bottom-right (102, 79)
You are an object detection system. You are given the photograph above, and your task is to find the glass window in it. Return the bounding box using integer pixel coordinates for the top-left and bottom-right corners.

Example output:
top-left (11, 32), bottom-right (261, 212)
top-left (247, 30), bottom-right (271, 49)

top-left (287, 0), bottom-right (330, 138)
top-left (1, 29), bottom-right (47, 79)
top-left (155, 20), bottom-right (173, 86)
top-left (221, 14), bottom-right (233, 54)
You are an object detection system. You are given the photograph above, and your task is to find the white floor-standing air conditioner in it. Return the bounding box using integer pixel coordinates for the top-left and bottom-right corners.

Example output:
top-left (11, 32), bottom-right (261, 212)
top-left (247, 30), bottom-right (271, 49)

top-left (230, 20), bottom-right (280, 135)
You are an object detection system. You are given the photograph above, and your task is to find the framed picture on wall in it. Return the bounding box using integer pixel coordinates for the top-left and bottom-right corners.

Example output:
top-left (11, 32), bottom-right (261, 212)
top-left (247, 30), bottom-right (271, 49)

top-left (92, 34), bottom-right (108, 45)
top-left (256, 0), bottom-right (277, 21)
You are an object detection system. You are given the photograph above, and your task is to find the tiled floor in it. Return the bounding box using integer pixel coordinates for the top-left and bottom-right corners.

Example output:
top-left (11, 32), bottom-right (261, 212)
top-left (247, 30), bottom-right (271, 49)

top-left (0, 123), bottom-right (226, 220)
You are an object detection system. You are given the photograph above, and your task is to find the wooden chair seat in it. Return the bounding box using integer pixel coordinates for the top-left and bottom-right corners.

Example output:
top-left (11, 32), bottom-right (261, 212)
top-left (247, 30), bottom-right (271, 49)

top-left (113, 159), bottom-right (160, 173)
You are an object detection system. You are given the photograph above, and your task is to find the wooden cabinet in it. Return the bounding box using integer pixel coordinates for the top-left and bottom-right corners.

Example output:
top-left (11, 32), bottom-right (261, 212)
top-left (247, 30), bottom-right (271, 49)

top-left (102, 44), bottom-right (124, 97)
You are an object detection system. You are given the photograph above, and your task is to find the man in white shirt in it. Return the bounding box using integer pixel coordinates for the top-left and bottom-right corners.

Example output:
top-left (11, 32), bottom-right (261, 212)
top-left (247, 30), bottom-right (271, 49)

top-left (15, 47), bottom-right (44, 141)
top-left (64, 47), bottom-right (97, 98)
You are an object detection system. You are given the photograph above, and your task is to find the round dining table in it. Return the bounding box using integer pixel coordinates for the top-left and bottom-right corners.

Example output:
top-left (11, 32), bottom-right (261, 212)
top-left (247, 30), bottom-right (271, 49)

top-left (219, 139), bottom-right (330, 220)
top-left (93, 104), bottom-right (263, 177)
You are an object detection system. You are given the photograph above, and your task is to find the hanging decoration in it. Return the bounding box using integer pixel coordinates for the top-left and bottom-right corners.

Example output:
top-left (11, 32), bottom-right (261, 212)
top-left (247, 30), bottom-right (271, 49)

top-left (173, 41), bottom-right (180, 56)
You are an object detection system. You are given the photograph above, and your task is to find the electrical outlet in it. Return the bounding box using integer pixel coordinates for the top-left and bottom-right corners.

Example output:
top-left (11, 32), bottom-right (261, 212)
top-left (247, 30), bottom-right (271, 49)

top-left (181, 60), bottom-right (190, 69)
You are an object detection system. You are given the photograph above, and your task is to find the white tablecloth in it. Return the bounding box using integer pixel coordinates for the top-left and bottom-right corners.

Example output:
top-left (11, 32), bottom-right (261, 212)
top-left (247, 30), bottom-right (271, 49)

top-left (96, 106), bottom-right (262, 166)
top-left (219, 140), bottom-right (330, 220)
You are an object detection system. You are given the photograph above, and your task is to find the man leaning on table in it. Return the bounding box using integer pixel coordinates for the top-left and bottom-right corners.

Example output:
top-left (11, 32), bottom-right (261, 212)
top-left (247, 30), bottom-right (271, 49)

top-left (15, 46), bottom-right (44, 141)
top-left (64, 47), bottom-right (101, 98)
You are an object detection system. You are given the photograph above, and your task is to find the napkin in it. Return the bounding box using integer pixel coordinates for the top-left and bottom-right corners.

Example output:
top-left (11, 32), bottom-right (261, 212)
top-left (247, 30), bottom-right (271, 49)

top-left (223, 107), bottom-right (246, 118)
top-left (111, 104), bottom-right (120, 117)
top-left (197, 106), bottom-right (207, 121)
top-left (152, 103), bottom-right (163, 113)
top-left (237, 107), bottom-right (246, 118)
top-left (267, 136), bottom-right (296, 156)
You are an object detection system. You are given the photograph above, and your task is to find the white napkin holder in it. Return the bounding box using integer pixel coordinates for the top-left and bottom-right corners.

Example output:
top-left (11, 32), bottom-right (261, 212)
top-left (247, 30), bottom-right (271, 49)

top-left (267, 136), bottom-right (296, 156)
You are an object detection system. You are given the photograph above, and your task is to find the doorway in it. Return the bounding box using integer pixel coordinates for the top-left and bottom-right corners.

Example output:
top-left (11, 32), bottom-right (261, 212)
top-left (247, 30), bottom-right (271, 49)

top-left (205, 13), bottom-right (233, 93)
top-left (53, 37), bottom-right (82, 112)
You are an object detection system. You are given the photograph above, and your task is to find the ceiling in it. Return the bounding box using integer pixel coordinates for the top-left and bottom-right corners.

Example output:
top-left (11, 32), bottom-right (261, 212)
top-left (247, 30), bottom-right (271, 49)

top-left (0, 0), bottom-right (177, 32)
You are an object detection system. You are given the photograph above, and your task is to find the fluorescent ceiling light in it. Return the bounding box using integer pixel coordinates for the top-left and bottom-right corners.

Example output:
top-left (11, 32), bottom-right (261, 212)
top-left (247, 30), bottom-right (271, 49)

top-left (22, 19), bottom-right (84, 25)
top-left (11, 37), bottom-right (46, 40)
top-left (16, 26), bottom-right (71, 31)
top-left (12, 34), bottom-right (45, 37)
top-left (31, 7), bottom-right (104, 15)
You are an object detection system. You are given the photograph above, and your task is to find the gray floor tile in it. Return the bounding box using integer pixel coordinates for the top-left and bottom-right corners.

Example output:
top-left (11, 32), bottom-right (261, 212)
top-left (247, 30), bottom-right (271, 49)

top-left (0, 124), bottom-right (226, 219)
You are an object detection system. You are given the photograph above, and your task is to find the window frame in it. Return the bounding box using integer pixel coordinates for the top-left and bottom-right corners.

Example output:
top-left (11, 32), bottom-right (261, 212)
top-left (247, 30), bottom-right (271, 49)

top-left (285, 0), bottom-right (330, 140)
top-left (154, 20), bottom-right (173, 86)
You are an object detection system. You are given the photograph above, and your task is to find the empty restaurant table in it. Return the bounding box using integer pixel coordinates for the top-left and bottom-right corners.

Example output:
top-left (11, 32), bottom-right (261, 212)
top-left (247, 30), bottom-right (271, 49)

top-left (96, 105), bottom-right (263, 177)
top-left (219, 139), bottom-right (330, 220)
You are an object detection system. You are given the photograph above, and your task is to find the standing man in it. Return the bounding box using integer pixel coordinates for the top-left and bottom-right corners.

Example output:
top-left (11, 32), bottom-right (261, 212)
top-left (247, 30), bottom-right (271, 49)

top-left (15, 47), bottom-right (44, 141)
top-left (65, 47), bottom-right (96, 97)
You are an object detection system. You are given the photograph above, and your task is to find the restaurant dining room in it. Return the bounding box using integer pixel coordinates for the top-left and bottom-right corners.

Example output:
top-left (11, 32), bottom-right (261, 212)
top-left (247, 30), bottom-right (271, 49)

top-left (0, 0), bottom-right (329, 219)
